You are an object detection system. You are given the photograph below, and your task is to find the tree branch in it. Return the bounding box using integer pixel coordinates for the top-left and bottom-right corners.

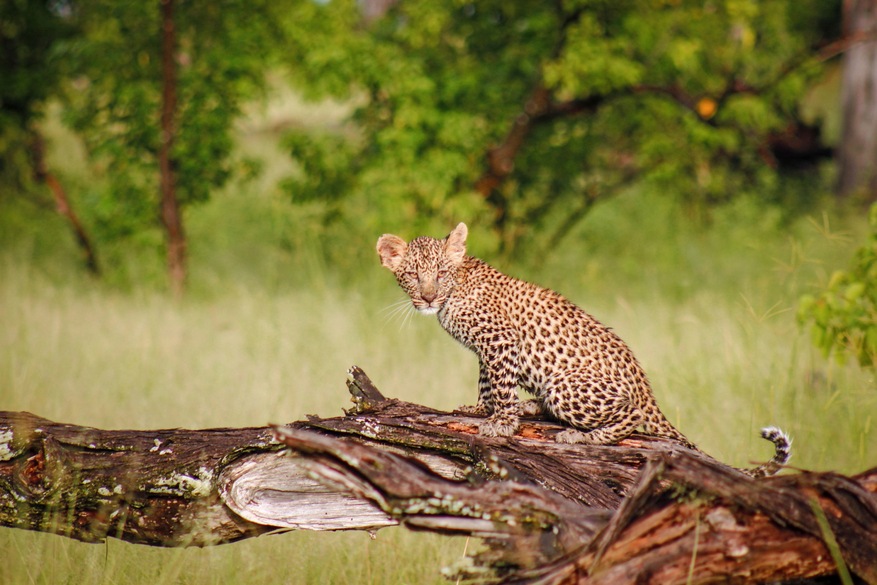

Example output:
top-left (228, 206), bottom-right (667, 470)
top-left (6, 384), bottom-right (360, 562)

top-left (2, 366), bottom-right (876, 583)
top-left (30, 128), bottom-right (100, 276)
top-left (475, 27), bottom-right (866, 221)
top-left (474, 87), bottom-right (607, 224)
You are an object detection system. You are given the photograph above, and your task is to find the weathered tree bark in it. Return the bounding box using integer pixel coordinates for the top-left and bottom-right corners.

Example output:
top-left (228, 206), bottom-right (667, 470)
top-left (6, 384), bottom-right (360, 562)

top-left (0, 412), bottom-right (276, 546)
top-left (837, 0), bottom-right (877, 201)
top-left (158, 0), bottom-right (186, 298)
top-left (508, 456), bottom-right (877, 585)
top-left (1, 367), bottom-right (876, 584)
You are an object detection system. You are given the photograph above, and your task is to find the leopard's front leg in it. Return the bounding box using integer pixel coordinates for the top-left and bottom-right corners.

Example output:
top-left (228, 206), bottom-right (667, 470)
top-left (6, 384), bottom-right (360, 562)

top-left (456, 360), bottom-right (492, 416)
top-left (476, 333), bottom-right (520, 438)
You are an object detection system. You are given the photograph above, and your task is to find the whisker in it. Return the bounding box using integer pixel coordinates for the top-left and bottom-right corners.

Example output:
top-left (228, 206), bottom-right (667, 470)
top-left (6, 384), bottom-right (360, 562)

top-left (378, 297), bottom-right (411, 315)
top-left (379, 297), bottom-right (415, 331)
top-left (390, 307), bottom-right (412, 329)
top-left (400, 303), bottom-right (417, 331)
top-left (383, 302), bottom-right (408, 319)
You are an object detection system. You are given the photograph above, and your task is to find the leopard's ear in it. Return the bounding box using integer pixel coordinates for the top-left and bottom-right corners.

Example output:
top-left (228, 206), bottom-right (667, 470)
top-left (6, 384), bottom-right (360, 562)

top-left (444, 222), bottom-right (467, 265)
top-left (377, 234), bottom-right (408, 272)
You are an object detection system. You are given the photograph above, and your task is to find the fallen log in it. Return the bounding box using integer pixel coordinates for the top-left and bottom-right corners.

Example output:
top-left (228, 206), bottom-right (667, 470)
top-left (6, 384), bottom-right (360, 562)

top-left (0, 366), bottom-right (644, 546)
top-left (1, 366), bottom-right (875, 584)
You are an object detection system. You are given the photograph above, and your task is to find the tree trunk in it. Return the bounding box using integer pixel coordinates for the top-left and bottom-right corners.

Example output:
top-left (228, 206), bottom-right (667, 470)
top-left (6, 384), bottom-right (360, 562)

top-left (30, 128), bottom-right (101, 276)
top-left (2, 367), bottom-right (876, 584)
top-left (158, 0), bottom-right (186, 298)
top-left (837, 0), bottom-right (877, 201)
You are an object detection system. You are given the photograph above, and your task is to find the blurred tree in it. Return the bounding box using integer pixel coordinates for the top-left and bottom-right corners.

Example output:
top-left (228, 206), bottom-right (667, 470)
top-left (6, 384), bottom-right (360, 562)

top-left (279, 0), bottom-right (842, 257)
top-left (837, 0), bottom-right (877, 202)
top-left (61, 0), bottom-right (286, 293)
top-left (0, 0), bottom-right (100, 274)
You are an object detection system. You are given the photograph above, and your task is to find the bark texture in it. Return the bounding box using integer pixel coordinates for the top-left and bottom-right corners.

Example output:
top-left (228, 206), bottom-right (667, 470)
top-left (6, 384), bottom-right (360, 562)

top-left (838, 0), bottom-right (877, 200)
top-left (158, 0), bottom-right (186, 297)
top-left (1, 366), bottom-right (876, 585)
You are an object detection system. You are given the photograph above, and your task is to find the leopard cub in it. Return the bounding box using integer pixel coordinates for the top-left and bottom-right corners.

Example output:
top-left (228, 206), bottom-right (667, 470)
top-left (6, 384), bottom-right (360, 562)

top-left (377, 222), bottom-right (790, 477)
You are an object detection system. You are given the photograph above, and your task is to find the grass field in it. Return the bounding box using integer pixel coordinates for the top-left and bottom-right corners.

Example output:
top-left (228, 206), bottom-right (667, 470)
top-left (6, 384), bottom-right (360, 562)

top-left (2, 100), bottom-right (876, 583)
top-left (3, 196), bottom-right (876, 583)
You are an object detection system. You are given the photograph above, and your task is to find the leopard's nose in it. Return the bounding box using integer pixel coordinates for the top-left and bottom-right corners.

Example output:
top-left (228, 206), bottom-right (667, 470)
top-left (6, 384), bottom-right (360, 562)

top-left (422, 292), bottom-right (437, 303)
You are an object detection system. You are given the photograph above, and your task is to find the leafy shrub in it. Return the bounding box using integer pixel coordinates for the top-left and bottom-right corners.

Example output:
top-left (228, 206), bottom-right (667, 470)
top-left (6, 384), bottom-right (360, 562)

top-left (799, 204), bottom-right (877, 367)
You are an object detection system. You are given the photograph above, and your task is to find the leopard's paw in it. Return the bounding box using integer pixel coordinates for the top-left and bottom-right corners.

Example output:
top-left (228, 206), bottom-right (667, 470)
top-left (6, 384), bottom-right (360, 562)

top-left (555, 429), bottom-right (595, 444)
top-left (479, 414), bottom-right (519, 438)
top-left (456, 404), bottom-right (490, 416)
top-left (519, 399), bottom-right (545, 417)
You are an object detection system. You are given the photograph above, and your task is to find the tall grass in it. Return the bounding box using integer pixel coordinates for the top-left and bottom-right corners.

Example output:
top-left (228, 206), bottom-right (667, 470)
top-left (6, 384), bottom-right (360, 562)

top-left (2, 98), bottom-right (876, 583)
top-left (2, 521), bottom-right (468, 585)
top-left (1, 252), bottom-right (477, 584)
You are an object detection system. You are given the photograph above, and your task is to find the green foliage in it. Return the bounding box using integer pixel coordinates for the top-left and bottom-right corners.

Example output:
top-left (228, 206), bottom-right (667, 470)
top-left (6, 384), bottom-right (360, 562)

top-left (282, 130), bottom-right (360, 204)
top-left (0, 0), bottom-right (76, 125)
top-left (2, 0), bottom-right (844, 279)
top-left (799, 205), bottom-right (877, 368)
top-left (279, 0), bottom-right (840, 257)
top-left (0, 124), bottom-right (37, 200)
top-left (59, 0), bottom-right (286, 245)
top-left (0, 0), bottom-right (77, 199)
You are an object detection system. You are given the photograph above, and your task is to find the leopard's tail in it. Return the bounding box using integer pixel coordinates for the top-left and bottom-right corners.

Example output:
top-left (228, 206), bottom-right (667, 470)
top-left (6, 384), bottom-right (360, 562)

top-left (650, 416), bottom-right (705, 454)
top-left (743, 426), bottom-right (792, 479)
top-left (651, 415), bottom-right (791, 479)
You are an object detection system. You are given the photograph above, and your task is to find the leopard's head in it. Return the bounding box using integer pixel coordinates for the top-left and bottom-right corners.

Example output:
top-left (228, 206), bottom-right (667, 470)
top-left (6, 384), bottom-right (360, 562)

top-left (376, 222), bottom-right (467, 315)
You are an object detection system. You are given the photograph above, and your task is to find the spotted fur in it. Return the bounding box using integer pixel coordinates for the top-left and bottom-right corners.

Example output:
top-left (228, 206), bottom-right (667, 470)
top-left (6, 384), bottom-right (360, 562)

top-left (377, 222), bottom-right (790, 478)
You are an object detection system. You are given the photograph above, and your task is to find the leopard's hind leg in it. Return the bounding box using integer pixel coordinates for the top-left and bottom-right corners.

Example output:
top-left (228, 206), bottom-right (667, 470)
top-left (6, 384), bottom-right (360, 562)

top-left (542, 370), bottom-right (644, 445)
top-left (554, 401), bottom-right (645, 444)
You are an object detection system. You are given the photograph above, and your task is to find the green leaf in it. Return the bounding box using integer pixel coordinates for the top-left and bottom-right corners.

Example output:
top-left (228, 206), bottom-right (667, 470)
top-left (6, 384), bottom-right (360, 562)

top-left (845, 282), bottom-right (866, 302)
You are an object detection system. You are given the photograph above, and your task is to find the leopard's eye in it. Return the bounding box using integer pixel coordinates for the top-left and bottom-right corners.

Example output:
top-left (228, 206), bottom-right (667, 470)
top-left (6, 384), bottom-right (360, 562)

top-left (405, 271), bottom-right (418, 279)
top-left (437, 270), bottom-right (449, 279)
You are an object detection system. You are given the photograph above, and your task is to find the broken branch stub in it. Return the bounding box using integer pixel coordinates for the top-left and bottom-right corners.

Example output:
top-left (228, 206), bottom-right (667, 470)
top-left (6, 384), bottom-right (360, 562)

top-left (344, 364), bottom-right (388, 414)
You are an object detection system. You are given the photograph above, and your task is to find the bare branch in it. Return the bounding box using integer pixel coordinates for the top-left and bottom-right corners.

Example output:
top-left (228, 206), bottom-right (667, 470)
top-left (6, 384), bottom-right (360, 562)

top-left (30, 128), bottom-right (101, 276)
